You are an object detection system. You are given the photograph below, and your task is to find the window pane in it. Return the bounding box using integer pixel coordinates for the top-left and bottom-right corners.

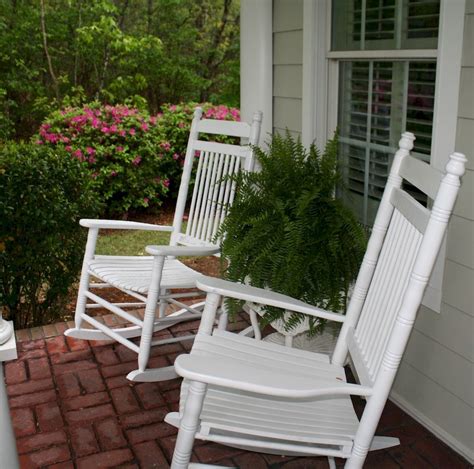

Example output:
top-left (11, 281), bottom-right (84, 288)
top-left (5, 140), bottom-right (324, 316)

top-left (331, 0), bottom-right (440, 51)
top-left (337, 60), bottom-right (436, 225)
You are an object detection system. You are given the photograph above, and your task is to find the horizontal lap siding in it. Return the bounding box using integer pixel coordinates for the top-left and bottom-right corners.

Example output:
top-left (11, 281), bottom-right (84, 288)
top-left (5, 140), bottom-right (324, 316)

top-left (273, 0), bottom-right (303, 137)
top-left (393, 3), bottom-right (474, 462)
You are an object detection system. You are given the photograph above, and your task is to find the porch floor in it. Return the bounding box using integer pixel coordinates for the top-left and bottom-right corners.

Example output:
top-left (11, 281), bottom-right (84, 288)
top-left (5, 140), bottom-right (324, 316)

top-left (6, 318), bottom-right (471, 469)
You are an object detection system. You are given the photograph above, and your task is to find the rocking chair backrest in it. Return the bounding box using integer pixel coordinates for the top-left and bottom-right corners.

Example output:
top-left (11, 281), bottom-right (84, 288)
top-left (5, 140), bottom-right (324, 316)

top-left (170, 108), bottom-right (262, 250)
top-left (332, 133), bottom-right (466, 391)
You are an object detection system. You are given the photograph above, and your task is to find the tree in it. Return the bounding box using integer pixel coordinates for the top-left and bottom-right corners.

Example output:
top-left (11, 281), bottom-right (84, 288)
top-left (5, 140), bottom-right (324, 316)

top-left (0, 0), bottom-right (240, 139)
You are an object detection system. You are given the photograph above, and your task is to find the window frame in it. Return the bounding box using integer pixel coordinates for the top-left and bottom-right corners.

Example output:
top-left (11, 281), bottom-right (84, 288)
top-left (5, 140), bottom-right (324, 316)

top-left (302, 0), bottom-right (466, 312)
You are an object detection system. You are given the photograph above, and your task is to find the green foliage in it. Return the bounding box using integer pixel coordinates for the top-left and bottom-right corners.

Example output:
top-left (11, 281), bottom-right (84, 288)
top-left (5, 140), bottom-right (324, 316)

top-left (219, 132), bottom-right (367, 334)
top-left (36, 101), bottom-right (240, 215)
top-left (158, 102), bottom-right (240, 197)
top-left (37, 102), bottom-right (175, 215)
top-left (0, 0), bottom-right (240, 139)
top-left (0, 143), bottom-right (101, 329)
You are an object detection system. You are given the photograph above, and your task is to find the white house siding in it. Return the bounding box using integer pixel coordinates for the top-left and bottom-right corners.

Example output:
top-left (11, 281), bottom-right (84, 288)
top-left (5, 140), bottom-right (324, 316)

top-left (273, 0), bottom-right (303, 139)
top-left (269, 0), bottom-right (474, 461)
top-left (391, 3), bottom-right (474, 462)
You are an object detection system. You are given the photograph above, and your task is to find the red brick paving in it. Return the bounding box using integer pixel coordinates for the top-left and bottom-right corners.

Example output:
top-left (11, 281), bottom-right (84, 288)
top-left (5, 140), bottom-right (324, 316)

top-left (2, 321), bottom-right (471, 469)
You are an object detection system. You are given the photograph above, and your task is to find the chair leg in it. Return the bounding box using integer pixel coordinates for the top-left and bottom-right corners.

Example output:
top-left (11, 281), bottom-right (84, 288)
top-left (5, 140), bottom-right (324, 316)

top-left (74, 270), bottom-right (90, 330)
top-left (137, 256), bottom-right (165, 374)
top-left (171, 381), bottom-right (207, 469)
top-left (217, 305), bottom-right (228, 331)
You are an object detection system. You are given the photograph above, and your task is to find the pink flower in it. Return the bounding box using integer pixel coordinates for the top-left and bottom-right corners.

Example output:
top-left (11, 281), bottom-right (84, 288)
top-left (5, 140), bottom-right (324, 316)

top-left (116, 146), bottom-right (124, 152)
top-left (141, 123), bottom-right (149, 132)
top-left (73, 149), bottom-right (84, 160)
top-left (195, 150), bottom-right (201, 158)
top-left (129, 128), bottom-right (136, 136)
top-left (61, 136), bottom-right (70, 143)
top-left (91, 118), bottom-right (100, 128)
top-left (143, 197), bottom-right (149, 204)
top-left (91, 172), bottom-right (99, 179)
top-left (132, 156), bottom-right (142, 166)
top-left (163, 179), bottom-right (170, 187)
top-left (110, 170), bottom-right (118, 177)
top-left (169, 105), bottom-right (177, 111)
top-left (109, 124), bottom-right (118, 133)
top-left (178, 122), bottom-right (185, 128)
top-left (149, 116), bottom-right (157, 125)
top-left (35, 140), bottom-right (43, 145)
top-left (88, 156), bottom-right (96, 164)
top-left (159, 141), bottom-right (171, 151)
top-left (173, 153), bottom-right (180, 160)
top-left (101, 126), bottom-right (110, 134)
top-left (86, 147), bottom-right (96, 156)
top-left (119, 130), bottom-right (126, 137)
top-left (65, 146), bottom-right (72, 152)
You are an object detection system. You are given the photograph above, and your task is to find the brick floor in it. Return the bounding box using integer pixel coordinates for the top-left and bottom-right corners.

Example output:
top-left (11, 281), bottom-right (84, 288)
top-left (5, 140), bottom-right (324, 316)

top-left (4, 318), bottom-right (471, 469)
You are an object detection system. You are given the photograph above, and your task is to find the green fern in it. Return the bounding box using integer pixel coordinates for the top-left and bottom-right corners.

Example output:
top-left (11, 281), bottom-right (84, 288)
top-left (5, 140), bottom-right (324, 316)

top-left (218, 132), bottom-right (367, 335)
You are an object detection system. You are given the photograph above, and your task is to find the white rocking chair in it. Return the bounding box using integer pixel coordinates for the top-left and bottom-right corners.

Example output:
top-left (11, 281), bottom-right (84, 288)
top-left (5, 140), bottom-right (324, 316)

top-left (166, 133), bottom-right (467, 468)
top-left (65, 107), bottom-right (263, 382)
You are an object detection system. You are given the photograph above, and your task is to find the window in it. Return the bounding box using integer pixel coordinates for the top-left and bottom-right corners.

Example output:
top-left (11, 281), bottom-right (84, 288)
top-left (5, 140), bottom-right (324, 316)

top-left (300, 0), bottom-right (465, 310)
top-left (331, 0), bottom-right (440, 225)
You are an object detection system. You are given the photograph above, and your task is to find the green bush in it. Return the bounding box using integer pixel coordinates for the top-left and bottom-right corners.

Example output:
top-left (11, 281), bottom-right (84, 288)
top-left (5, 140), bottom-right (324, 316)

top-left (219, 133), bottom-right (367, 335)
top-left (156, 103), bottom-right (240, 198)
top-left (36, 101), bottom-right (241, 214)
top-left (36, 103), bottom-right (173, 215)
top-left (0, 143), bottom-right (101, 329)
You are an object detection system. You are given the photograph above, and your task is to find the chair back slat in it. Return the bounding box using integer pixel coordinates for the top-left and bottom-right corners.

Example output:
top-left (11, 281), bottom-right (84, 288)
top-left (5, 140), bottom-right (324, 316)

top-left (197, 118), bottom-right (251, 138)
top-left (390, 187), bottom-right (430, 234)
top-left (172, 108), bottom-right (262, 250)
top-left (399, 155), bottom-right (443, 199)
top-left (355, 208), bottom-right (423, 381)
top-left (332, 132), bottom-right (466, 394)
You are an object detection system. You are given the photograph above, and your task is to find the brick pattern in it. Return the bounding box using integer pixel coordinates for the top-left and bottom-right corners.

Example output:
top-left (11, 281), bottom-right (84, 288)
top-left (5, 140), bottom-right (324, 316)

top-left (4, 319), bottom-right (471, 469)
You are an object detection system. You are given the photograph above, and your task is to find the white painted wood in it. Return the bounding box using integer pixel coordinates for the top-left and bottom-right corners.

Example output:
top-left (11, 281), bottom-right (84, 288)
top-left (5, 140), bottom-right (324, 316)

top-left (399, 156), bottom-right (443, 200)
top-left (79, 219), bottom-right (173, 231)
top-left (0, 365), bottom-right (19, 469)
top-left (327, 49), bottom-right (438, 59)
top-left (403, 328), bottom-right (473, 406)
top-left (391, 363), bottom-right (474, 464)
top-left (273, 0), bottom-right (303, 32)
top-left (196, 119), bottom-right (251, 138)
top-left (0, 325), bottom-right (19, 469)
top-left (458, 68), bottom-right (474, 120)
top-left (273, 65), bottom-right (303, 99)
top-left (65, 108), bottom-right (262, 382)
top-left (169, 137), bottom-right (467, 469)
top-left (442, 260), bottom-right (474, 316)
top-left (446, 215), bottom-right (474, 268)
top-left (453, 169), bottom-right (474, 219)
top-left (456, 118), bottom-right (474, 170)
top-left (430, 0), bottom-right (466, 171)
top-left (302, 0), bottom-right (329, 148)
top-left (273, 31), bottom-right (303, 65)
top-left (240, 0), bottom-right (272, 141)
top-left (273, 97), bottom-right (302, 133)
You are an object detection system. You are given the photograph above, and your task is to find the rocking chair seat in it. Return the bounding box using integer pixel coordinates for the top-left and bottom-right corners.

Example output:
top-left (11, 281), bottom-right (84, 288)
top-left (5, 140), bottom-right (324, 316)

top-left (88, 256), bottom-right (203, 293)
top-left (170, 330), bottom-right (360, 452)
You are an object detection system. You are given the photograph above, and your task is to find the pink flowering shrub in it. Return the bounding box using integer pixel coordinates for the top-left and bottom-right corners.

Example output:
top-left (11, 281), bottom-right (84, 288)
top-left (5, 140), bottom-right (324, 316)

top-left (157, 102), bottom-right (240, 197)
top-left (36, 101), bottom-right (241, 213)
top-left (36, 103), bottom-right (173, 214)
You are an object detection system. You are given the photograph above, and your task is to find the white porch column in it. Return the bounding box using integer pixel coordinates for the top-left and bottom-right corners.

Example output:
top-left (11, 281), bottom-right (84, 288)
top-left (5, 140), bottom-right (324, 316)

top-left (240, 0), bottom-right (273, 144)
top-left (0, 314), bottom-right (19, 469)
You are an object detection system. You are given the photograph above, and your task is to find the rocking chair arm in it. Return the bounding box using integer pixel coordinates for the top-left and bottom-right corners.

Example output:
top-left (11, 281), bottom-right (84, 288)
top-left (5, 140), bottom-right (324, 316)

top-left (80, 219), bottom-right (174, 231)
top-left (196, 277), bottom-right (345, 323)
top-left (175, 354), bottom-right (372, 399)
top-left (145, 245), bottom-right (220, 257)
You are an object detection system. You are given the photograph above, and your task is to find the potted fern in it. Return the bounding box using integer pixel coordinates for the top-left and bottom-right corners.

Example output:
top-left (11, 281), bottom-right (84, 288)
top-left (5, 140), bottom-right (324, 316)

top-left (219, 132), bottom-right (367, 337)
